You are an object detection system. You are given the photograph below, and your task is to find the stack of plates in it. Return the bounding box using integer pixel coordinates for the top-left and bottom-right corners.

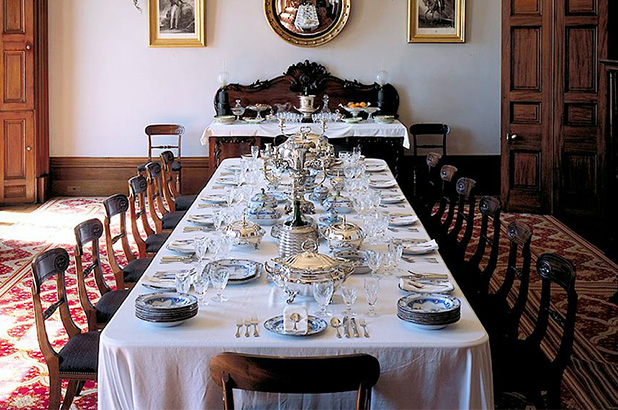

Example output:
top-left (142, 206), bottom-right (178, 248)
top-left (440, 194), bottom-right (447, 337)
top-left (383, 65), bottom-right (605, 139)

top-left (135, 292), bottom-right (198, 326)
top-left (397, 294), bottom-right (461, 330)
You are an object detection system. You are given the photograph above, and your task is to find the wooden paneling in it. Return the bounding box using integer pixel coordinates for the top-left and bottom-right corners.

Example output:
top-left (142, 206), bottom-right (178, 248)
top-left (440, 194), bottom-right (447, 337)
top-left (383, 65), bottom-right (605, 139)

top-left (565, 103), bottom-right (597, 126)
top-left (565, 27), bottom-right (597, 92)
top-left (512, 0), bottom-right (541, 15)
top-left (50, 157), bottom-right (210, 197)
top-left (511, 27), bottom-right (542, 91)
top-left (0, 111), bottom-right (34, 202)
top-left (0, 41), bottom-right (33, 110)
top-left (511, 103), bottom-right (541, 124)
top-left (511, 151), bottom-right (539, 188)
top-left (566, 0), bottom-right (597, 15)
top-left (563, 152), bottom-right (597, 192)
top-left (3, 0), bottom-right (25, 34)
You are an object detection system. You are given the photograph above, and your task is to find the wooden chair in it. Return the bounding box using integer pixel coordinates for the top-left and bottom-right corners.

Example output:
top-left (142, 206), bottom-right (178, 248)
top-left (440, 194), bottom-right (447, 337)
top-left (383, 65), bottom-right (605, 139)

top-left (74, 218), bottom-right (129, 331)
top-left (409, 123), bottom-right (451, 158)
top-left (31, 248), bottom-right (99, 410)
top-left (495, 253), bottom-right (578, 409)
top-left (137, 124), bottom-right (184, 181)
top-left (145, 161), bottom-right (185, 233)
top-left (159, 150), bottom-right (197, 212)
top-left (127, 176), bottom-right (171, 255)
top-left (414, 152), bottom-right (442, 222)
top-left (209, 352), bottom-right (381, 410)
top-left (453, 196), bottom-right (502, 303)
top-left (477, 221), bottom-right (533, 344)
top-left (439, 177), bottom-right (477, 264)
top-left (425, 164), bottom-right (458, 238)
top-left (103, 193), bottom-right (154, 290)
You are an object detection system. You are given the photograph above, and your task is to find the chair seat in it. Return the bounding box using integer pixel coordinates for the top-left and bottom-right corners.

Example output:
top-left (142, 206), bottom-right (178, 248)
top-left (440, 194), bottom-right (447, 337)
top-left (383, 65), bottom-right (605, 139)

top-left (174, 195), bottom-right (196, 211)
top-left (58, 331), bottom-right (100, 374)
top-left (171, 161), bottom-right (181, 172)
top-left (122, 257), bottom-right (153, 283)
top-left (145, 232), bottom-right (170, 253)
top-left (95, 289), bottom-right (130, 324)
top-left (162, 211), bottom-right (185, 230)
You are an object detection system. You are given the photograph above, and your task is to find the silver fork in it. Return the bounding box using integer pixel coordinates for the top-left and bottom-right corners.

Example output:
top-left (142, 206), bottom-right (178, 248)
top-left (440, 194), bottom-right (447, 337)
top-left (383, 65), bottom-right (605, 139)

top-left (235, 318), bottom-right (243, 338)
top-left (244, 318), bottom-right (251, 337)
top-left (358, 317), bottom-right (370, 338)
top-left (250, 315), bottom-right (260, 337)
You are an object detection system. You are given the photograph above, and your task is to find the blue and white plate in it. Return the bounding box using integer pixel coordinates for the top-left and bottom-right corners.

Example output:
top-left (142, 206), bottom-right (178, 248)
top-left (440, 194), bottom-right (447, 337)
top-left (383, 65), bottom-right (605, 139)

top-left (263, 315), bottom-right (328, 336)
top-left (200, 194), bottom-right (227, 204)
top-left (206, 259), bottom-right (263, 284)
top-left (397, 294), bottom-right (460, 314)
top-left (135, 292), bottom-right (198, 310)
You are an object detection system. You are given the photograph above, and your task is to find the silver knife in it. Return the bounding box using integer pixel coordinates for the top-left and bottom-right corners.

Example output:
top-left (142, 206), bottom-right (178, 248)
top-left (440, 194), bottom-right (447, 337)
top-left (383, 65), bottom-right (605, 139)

top-left (343, 316), bottom-right (351, 338)
top-left (350, 317), bottom-right (360, 338)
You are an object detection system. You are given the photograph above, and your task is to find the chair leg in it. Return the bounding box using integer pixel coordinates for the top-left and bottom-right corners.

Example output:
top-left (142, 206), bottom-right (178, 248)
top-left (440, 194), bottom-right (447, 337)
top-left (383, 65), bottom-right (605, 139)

top-left (60, 380), bottom-right (79, 410)
top-left (75, 380), bottom-right (86, 397)
top-left (48, 374), bottom-right (62, 410)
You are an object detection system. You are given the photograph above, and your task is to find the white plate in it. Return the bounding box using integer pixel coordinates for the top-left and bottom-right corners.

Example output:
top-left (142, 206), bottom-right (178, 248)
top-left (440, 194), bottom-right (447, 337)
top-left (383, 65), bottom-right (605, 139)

top-left (200, 194), bottom-right (227, 204)
top-left (398, 279), bottom-right (454, 294)
top-left (366, 164), bottom-right (387, 172)
top-left (243, 117), bottom-right (265, 124)
top-left (215, 177), bottom-right (239, 186)
top-left (141, 276), bottom-right (177, 291)
top-left (187, 214), bottom-right (214, 226)
top-left (390, 215), bottom-right (419, 226)
top-left (381, 194), bottom-right (406, 204)
top-left (370, 179), bottom-right (397, 189)
top-left (167, 239), bottom-right (195, 254)
top-left (402, 239), bottom-right (439, 255)
top-left (342, 118), bottom-right (362, 124)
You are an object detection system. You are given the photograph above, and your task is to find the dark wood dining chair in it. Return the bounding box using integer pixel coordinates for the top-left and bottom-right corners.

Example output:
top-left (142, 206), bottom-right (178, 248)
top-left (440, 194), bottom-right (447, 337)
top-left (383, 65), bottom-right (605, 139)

top-left (145, 161), bottom-right (185, 233)
top-left (477, 221), bottom-right (533, 344)
top-left (74, 218), bottom-right (129, 331)
top-left (31, 248), bottom-right (99, 410)
top-left (209, 352), bottom-right (381, 410)
top-left (440, 177), bottom-right (477, 264)
top-left (137, 124), bottom-right (184, 180)
top-left (409, 123), bottom-right (451, 158)
top-left (495, 253), bottom-right (578, 409)
top-left (414, 152), bottom-right (442, 222)
top-left (103, 193), bottom-right (155, 290)
top-left (425, 164), bottom-right (458, 238)
top-left (453, 196), bottom-right (502, 303)
top-left (159, 150), bottom-right (197, 212)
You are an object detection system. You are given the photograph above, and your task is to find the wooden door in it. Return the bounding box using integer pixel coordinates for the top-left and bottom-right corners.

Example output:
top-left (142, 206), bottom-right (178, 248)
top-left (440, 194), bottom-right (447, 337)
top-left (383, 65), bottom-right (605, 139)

top-left (501, 0), bottom-right (554, 213)
top-left (0, 111), bottom-right (35, 202)
top-left (553, 0), bottom-right (607, 217)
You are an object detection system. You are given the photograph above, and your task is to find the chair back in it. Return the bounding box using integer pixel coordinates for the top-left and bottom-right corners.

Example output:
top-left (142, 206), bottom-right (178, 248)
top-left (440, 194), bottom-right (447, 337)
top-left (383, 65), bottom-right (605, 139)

top-left (128, 176), bottom-right (156, 254)
top-left (209, 352), bottom-right (381, 410)
top-left (447, 177), bottom-right (477, 257)
top-left (103, 194), bottom-right (138, 289)
top-left (160, 150), bottom-right (180, 202)
top-left (31, 248), bottom-right (81, 368)
top-left (495, 221), bottom-right (533, 339)
top-left (430, 164), bottom-right (458, 228)
top-left (74, 218), bottom-right (109, 331)
top-left (145, 162), bottom-right (169, 232)
top-left (530, 253), bottom-right (578, 377)
top-left (145, 124), bottom-right (184, 161)
top-left (471, 197), bottom-right (503, 295)
top-left (410, 123), bottom-right (451, 157)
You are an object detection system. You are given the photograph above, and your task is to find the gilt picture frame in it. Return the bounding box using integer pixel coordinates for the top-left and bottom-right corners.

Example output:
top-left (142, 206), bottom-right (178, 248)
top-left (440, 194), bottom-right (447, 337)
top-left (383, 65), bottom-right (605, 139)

top-left (408, 0), bottom-right (465, 43)
top-left (149, 0), bottom-right (206, 47)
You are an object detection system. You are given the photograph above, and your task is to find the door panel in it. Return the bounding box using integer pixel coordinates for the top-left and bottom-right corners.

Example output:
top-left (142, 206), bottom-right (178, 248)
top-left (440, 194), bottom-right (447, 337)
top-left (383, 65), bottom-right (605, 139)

top-left (0, 111), bottom-right (35, 203)
top-left (501, 0), bottom-right (553, 213)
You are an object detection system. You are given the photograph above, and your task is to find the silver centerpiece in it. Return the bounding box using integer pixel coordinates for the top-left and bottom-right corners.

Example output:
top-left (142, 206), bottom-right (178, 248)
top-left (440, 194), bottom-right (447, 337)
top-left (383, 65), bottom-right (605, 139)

top-left (223, 215), bottom-right (265, 249)
top-left (323, 215), bottom-right (366, 252)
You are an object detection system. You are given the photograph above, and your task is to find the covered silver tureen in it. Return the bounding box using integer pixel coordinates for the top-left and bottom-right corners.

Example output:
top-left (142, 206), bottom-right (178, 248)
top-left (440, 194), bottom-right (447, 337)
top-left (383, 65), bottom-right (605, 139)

top-left (323, 216), bottom-right (366, 251)
top-left (223, 216), bottom-right (265, 249)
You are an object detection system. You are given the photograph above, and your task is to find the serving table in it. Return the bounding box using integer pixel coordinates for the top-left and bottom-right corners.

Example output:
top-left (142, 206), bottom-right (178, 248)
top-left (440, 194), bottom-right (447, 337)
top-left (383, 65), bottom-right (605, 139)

top-left (98, 158), bottom-right (493, 410)
top-left (202, 121), bottom-right (410, 178)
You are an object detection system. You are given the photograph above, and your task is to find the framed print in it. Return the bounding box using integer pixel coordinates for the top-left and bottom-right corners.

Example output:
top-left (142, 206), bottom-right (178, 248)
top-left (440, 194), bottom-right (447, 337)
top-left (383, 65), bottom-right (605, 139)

top-left (408, 0), bottom-right (465, 43)
top-left (149, 0), bottom-right (206, 47)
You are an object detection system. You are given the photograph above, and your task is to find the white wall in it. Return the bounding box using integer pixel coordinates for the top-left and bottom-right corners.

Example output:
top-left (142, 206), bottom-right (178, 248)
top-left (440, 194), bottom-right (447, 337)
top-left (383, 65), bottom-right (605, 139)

top-left (49, 0), bottom-right (501, 157)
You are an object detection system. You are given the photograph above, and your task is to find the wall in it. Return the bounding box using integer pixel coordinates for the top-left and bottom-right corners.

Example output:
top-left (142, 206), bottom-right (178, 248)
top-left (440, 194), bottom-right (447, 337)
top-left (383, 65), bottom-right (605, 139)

top-left (48, 0), bottom-right (501, 158)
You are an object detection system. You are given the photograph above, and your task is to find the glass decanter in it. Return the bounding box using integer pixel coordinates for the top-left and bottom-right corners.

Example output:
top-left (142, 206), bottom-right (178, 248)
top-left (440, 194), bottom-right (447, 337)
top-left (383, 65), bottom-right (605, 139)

top-left (231, 100), bottom-right (245, 121)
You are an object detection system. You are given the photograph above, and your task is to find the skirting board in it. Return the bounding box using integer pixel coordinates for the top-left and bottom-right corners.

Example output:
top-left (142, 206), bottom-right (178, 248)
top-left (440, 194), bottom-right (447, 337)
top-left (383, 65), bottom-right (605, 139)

top-left (50, 157), bottom-right (209, 197)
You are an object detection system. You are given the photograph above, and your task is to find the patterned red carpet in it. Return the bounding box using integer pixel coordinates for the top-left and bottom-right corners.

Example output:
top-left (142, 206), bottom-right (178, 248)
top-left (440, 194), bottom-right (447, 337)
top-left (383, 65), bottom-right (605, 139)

top-left (0, 199), bottom-right (616, 409)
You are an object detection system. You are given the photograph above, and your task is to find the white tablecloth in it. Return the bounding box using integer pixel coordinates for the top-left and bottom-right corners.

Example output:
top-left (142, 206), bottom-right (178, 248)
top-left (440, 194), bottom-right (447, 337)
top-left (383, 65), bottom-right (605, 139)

top-left (98, 159), bottom-right (493, 410)
top-left (200, 121), bottom-right (411, 149)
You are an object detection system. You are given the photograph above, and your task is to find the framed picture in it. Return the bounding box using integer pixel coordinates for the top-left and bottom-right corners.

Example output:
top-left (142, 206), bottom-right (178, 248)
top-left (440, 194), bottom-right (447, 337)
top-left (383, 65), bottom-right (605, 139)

top-left (149, 0), bottom-right (206, 47)
top-left (408, 0), bottom-right (465, 43)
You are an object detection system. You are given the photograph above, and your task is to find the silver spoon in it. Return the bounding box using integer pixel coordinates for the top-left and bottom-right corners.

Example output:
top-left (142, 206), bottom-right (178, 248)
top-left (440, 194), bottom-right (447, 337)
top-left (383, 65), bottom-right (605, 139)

top-left (290, 313), bottom-right (301, 332)
top-left (330, 317), bottom-right (342, 338)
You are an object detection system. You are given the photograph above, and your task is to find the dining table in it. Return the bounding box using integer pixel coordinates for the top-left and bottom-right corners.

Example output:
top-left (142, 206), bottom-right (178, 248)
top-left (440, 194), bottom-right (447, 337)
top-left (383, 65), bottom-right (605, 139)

top-left (97, 158), bottom-right (494, 410)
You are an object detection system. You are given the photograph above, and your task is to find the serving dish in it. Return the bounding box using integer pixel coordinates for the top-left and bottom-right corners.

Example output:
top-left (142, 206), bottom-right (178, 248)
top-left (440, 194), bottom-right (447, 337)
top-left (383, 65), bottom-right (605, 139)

top-left (263, 315), bottom-right (328, 336)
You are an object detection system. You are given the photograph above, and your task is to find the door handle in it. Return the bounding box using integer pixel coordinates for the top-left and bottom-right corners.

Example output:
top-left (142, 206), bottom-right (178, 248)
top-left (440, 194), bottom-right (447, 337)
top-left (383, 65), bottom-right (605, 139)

top-left (506, 133), bottom-right (520, 142)
top-left (26, 146), bottom-right (32, 151)
top-left (25, 43), bottom-right (32, 51)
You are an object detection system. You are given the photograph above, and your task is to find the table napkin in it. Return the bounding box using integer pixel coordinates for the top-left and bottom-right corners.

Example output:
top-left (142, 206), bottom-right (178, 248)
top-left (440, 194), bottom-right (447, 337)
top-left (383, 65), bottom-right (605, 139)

top-left (399, 278), bottom-right (453, 293)
top-left (283, 305), bottom-right (308, 334)
top-left (403, 239), bottom-right (439, 255)
top-left (390, 215), bottom-right (419, 226)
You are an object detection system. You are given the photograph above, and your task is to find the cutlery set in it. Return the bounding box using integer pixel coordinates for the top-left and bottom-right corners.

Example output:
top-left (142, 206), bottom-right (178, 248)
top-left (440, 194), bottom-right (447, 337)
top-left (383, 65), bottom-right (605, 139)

top-left (330, 316), bottom-right (369, 338)
top-left (402, 256), bottom-right (440, 264)
top-left (160, 255), bottom-right (196, 264)
top-left (235, 316), bottom-right (260, 338)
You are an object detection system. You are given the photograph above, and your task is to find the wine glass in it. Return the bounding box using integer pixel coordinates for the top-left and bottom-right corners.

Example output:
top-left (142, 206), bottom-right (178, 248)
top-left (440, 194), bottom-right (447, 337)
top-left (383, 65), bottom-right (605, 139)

top-left (364, 275), bottom-right (380, 317)
top-left (210, 267), bottom-right (230, 302)
top-left (251, 145), bottom-right (260, 160)
top-left (174, 269), bottom-right (192, 294)
top-left (365, 249), bottom-right (384, 276)
top-left (193, 268), bottom-right (210, 306)
top-left (388, 240), bottom-right (404, 274)
top-left (341, 285), bottom-right (357, 316)
top-left (312, 280), bottom-right (334, 317)
top-left (194, 236), bottom-right (210, 268)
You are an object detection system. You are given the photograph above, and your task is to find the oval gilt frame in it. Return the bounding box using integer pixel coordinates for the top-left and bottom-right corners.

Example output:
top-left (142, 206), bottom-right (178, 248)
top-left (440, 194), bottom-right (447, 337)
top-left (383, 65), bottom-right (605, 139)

top-left (264, 0), bottom-right (351, 47)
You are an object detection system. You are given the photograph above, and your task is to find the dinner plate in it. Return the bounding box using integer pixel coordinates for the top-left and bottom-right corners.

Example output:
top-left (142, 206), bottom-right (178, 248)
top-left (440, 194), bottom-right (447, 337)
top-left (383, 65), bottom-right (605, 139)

top-left (215, 177), bottom-right (239, 186)
top-left (200, 194), bottom-right (228, 204)
top-left (398, 279), bottom-right (454, 294)
top-left (369, 179), bottom-right (397, 189)
top-left (381, 194), bottom-right (406, 204)
top-left (167, 239), bottom-right (195, 254)
top-left (141, 276), bottom-right (177, 292)
top-left (390, 215), bottom-right (419, 226)
top-left (206, 259), bottom-right (263, 284)
top-left (135, 292), bottom-right (198, 310)
top-left (186, 214), bottom-right (214, 226)
top-left (402, 239), bottom-right (439, 255)
top-left (366, 163), bottom-right (387, 172)
top-left (263, 315), bottom-right (328, 336)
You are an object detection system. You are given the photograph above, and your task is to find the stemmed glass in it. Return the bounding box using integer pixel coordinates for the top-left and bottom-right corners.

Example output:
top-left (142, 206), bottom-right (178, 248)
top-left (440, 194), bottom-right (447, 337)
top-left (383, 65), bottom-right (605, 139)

top-left (375, 212), bottom-right (390, 242)
top-left (364, 276), bottom-right (380, 317)
top-left (231, 99), bottom-right (245, 122)
top-left (365, 249), bottom-right (384, 276)
top-left (251, 145), bottom-right (260, 160)
top-left (193, 269), bottom-right (210, 306)
top-left (388, 240), bottom-right (404, 274)
top-left (174, 269), bottom-right (192, 294)
top-left (341, 285), bottom-right (357, 316)
top-left (210, 267), bottom-right (230, 302)
top-left (312, 280), bottom-right (334, 317)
